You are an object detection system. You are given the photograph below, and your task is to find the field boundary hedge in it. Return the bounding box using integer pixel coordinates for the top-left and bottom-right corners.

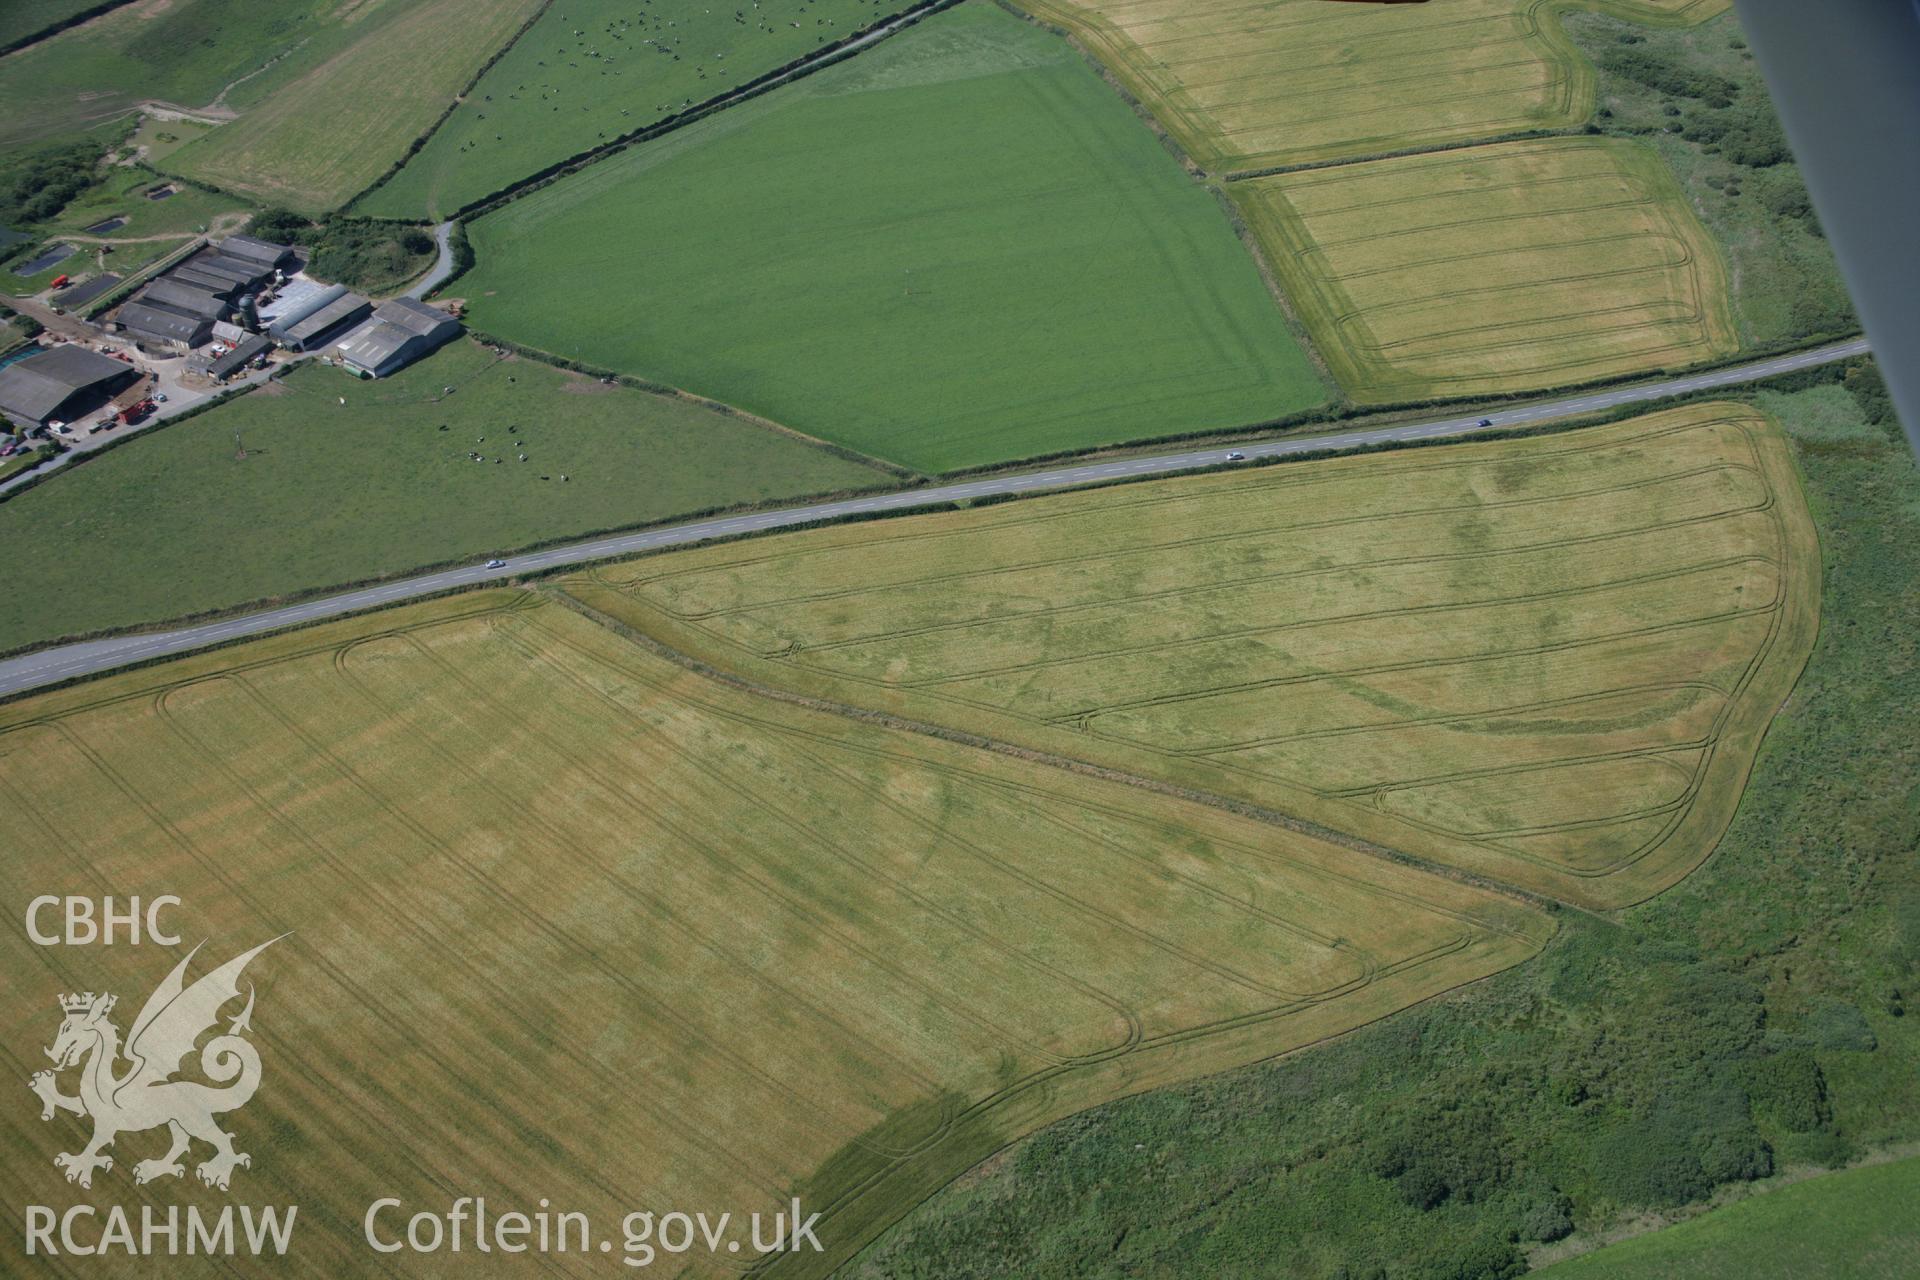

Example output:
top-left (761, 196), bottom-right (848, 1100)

top-left (0, 368), bottom-right (276, 510)
top-left (931, 332), bottom-right (1863, 479)
top-left (464, 327), bottom-right (924, 480)
top-left (0, 0), bottom-right (140, 59)
top-left (338, 0), bottom-right (560, 215)
top-left (403, 0), bottom-right (967, 226)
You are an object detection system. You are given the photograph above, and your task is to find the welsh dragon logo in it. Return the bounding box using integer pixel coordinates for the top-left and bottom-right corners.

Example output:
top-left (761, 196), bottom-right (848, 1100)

top-left (28, 938), bottom-right (282, 1192)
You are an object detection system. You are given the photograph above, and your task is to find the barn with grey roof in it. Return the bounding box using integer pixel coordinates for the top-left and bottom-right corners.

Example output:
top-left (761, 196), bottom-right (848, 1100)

top-left (335, 298), bottom-right (461, 378)
top-left (167, 265), bottom-right (244, 298)
top-left (277, 289), bottom-right (372, 352)
top-left (217, 235), bottom-right (297, 272)
top-left (115, 301), bottom-right (214, 352)
top-left (135, 278), bottom-right (230, 322)
top-left (0, 345), bottom-right (141, 429)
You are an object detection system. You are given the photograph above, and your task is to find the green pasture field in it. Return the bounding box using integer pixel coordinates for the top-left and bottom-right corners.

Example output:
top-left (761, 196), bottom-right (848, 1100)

top-left (45, 168), bottom-right (246, 243)
top-left (0, 339), bottom-right (891, 654)
top-left (0, 0), bottom-right (361, 155)
top-left (120, 114), bottom-right (214, 165)
top-left (566, 402), bottom-right (1820, 908)
top-left (360, 0), bottom-right (920, 221)
top-left (463, 2), bottom-right (1326, 474)
top-left (1234, 136), bottom-right (1740, 402)
top-left (164, 0), bottom-right (541, 212)
top-left (1536, 1157), bottom-right (1920, 1277)
top-left (1016, 0), bottom-right (1729, 174)
top-left (0, 589), bottom-right (1549, 1278)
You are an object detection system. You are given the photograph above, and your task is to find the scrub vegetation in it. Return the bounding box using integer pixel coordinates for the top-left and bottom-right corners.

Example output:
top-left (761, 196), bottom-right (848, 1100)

top-left (248, 208), bottom-right (437, 296)
top-left (0, 590), bottom-right (1549, 1278)
top-left (463, 2), bottom-right (1326, 473)
top-left (0, 340), bottom-right (892, 654)
top-left (1566, 9), bottom-right (1857, 349)
top-left (566, 402), bottom-right (1818, 908)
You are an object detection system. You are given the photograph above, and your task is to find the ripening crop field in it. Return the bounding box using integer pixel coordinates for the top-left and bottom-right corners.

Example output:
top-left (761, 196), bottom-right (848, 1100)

top-left (359, 0), bottom-right (921, 220)
top-left (0, 592), bottom-right (1548, 1278)
top-left (569, 403), bottom-right (1820, 908)
top-left (1016, 0), bottom-right (1730, 173)
top-left (462, 2), bottom-right (1327, 473)
top-left (1233, 137), bottom-right (1739, 402)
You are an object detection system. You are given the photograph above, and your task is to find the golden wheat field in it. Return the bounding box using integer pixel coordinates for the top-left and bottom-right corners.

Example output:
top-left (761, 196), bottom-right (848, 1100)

top-left (1232, 137), bottom-right (1739, 401)
top-left (1018, 0), bottom-right (1729, 173)
top-left (0, 592), bottom-right (1547, 1277)
top-left (570, 403), bottom-right (1818, 909)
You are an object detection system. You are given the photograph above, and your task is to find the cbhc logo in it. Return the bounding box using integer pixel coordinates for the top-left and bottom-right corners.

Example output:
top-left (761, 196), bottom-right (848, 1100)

top-left (26, 896), bottom-right (182, 946)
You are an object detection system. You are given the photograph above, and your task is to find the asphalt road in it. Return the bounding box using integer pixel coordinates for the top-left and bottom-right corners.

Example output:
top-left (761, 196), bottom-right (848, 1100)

top-left (0, 336), bottom-right (1870, 700)
top-left (403, 222), bottom-right (457, 300)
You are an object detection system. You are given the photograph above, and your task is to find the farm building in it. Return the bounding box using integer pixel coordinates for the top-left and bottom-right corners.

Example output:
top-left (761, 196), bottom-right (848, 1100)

top-left (218, 234), bottom-right (297, 273)
top-left (135, 278), bottom-right (230, 323)
top-left (114, 301), bottom-right (215, 352)
top-left (256, 277), bottom-right (332, 330)
top-left (279, 291), bottom-right (372, 352)
top-left (188, 333), bottom-right (271, 382)
top-left (167, 265), bottom-right (245, 298)
top-left (0, 345), bottom-right (141, 429)
top-left (266, 283), bottom-right (373, 351)
top-left (179, 251), bottom-right (275, 293)
top-left (334, 297), bottom-right (461, 378)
